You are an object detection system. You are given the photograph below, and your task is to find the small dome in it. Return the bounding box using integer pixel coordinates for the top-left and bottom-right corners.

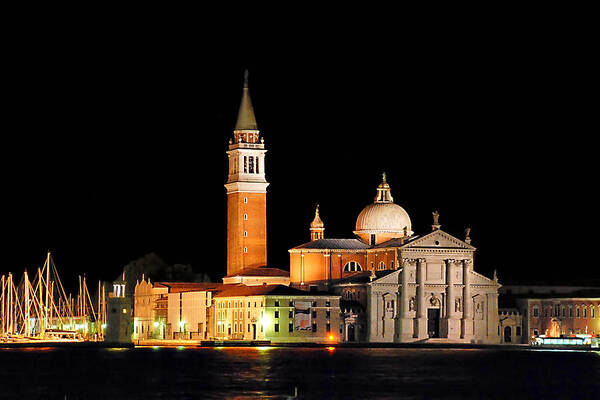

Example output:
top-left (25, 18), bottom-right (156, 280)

top-left (310, 205), bottom-right (324, 229)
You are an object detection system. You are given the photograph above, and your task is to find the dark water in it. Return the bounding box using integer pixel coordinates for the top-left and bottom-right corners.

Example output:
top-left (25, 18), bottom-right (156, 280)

top-left (1, 346), bottom-right (599, 399)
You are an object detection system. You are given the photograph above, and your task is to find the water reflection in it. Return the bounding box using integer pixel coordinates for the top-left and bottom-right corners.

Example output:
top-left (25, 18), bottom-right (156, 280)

top-left (0, 347), bottom-right (598, 399)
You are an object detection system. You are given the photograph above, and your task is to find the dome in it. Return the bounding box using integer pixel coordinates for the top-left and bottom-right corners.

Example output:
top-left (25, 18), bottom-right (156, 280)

top-left (355, 202), bottom-right (412, 235)
top-left (354, 174), bottom-right (413, 238)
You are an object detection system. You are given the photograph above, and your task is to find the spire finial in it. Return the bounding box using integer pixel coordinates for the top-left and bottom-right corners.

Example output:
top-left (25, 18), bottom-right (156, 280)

top-left (382, 172), bottom-right (387, 183)
top-left (243, 69), bottom-right (249, 88)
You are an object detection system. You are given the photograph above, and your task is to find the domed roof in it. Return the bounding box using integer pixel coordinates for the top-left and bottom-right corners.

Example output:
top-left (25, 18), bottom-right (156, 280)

top-left (355, 202), bottom-right (412, 234)
top-left (354, 174), bottom-right (412, 235)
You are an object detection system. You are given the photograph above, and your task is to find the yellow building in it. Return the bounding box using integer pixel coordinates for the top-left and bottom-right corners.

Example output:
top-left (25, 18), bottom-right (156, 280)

top-left (214, 284), bottom-right (341, 343)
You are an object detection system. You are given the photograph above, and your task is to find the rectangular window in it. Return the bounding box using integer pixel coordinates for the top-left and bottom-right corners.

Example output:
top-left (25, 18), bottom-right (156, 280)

top-left (289, 323), bottom-right (293, 332)
top-left (326, 323), bottom-right (331, 333)
top-left (289, 310), bottom-right (293, 318)
top-left (312, 310), bottom-right (317, 318)
top-left (326, 300), bottom-right (331, 307)
top-left (274, 323), bottom-right (279, 332)
top-left (326, 310), bottom-right (331, 319)
top-left (249, 156), bottom-right (254, 173)
top-left (312, 301), bottom-right (317, 307)
top-left (256, 158), bottom-right (260, 174)
top-left (248, 311), bottom-right (250, 318)
top-left (516, 326), bottom-right (521, 336)
top-left (248, 324), bottom-right (251, 333)
top-left (289, 300), bottom-right (294, 307)
top-left (274, 301), bottom-right (280, 307)
top-left (274, 311), bottom-right (279, 319)
top-left (244, 156), bottom-right (248, 173)
top-left (312, 323), bottom-right (317, 332)
top-left (533, 308), bottom-right (539, 318)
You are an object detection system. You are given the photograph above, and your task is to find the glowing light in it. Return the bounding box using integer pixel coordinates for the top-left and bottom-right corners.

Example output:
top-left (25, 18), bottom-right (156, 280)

top-left (328, 335), bottom-right (335, 341)
top-left (327, 346), bottom-right (335, 351)
top-left (176, 346), bottom-right (185, 351)
top-left (256, 346), bottom-right (271, 351)
top-left (152, 346), bottom-right (161, 350)
top-left (260, 315), bottom-right (271, 326)
top-left (154, 322), bottom-right (159, 328)
top-left (179, 321), bottom-right (186, 329)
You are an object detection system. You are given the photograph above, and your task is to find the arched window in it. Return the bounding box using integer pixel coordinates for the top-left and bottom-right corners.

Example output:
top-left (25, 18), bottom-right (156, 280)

top-left (592, 306), bottom-right (595, 319)
top-left (344, 261), bottom-right (362, 272)
top-left (378, 261), bottom-right (386, 270)
top-left (583, 307), bottom-right (587, 318)
top-left (576, 307), bottom-right (580, 318)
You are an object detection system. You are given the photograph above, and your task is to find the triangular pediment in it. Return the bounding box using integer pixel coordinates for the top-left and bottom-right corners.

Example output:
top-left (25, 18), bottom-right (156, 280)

top-left (401, 230), bottom-right (475, 250)
top-left (370, 269), bottom-right (402, 285)
top-left (470, 270), bottom-right (500, 287)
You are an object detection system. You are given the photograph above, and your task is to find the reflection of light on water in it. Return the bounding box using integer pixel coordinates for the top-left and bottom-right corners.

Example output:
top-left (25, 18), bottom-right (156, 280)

top-left (107, 348), bottom-right (129, 351)
top-left (152, 346), bottom-right (161, 350)
top-left (176, 346), bottom-right (185, 351)
top-left (256, 346), bottom-right (271, 352)
top-left (327, 347), bottom-right (335, 352)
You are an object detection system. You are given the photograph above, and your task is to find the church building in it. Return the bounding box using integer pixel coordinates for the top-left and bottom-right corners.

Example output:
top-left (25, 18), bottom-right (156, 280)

top-left (289, 176), bottom-right (501, 344)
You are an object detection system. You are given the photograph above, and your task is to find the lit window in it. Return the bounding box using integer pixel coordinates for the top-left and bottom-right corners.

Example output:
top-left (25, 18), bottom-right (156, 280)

top-left (344, 261), bottom-right (362, 272)
top-left (378, 261), bottom-right (386, 270)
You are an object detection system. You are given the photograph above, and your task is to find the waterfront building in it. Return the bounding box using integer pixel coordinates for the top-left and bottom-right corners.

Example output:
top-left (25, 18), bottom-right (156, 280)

top-left (289, 177), bottom-right (501, 343)
top-left (515, 292), bottom-right (600, 340)
top-left (213, 284), bottom-right (340, 343)
top-left (106, 274), bottom-right (133, 343)
top-left (498, 308), bottom-right (523, 343)
top-left (133, 280), bottom-right (222, 340)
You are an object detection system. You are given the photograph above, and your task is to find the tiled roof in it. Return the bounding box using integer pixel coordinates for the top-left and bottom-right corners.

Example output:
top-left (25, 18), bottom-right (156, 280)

top-left (224, 267), bottom-right (290, 278)
top-left (291, 238), bottom-right (370, 250)
top-left (370, 236), bottom-right (420, 248)
top-left (331, 270), bottom-right (396, 285)
top-left (154, 282), bottom-right (224, 293)
top-left (214, 284), bottom-right (333, 298)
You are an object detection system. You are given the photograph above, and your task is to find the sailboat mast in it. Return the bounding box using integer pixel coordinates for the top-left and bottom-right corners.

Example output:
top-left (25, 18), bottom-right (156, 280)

top-left (45, 251), bottom-right (50, 336)
top-left (24, 270), bottom-right (30, 337)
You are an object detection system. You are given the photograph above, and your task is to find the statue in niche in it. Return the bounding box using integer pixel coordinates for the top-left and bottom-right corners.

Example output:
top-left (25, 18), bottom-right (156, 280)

top-left (455, 298), bottom-right (461, 313)
top-left (409, 297), bottom-right (415, 311)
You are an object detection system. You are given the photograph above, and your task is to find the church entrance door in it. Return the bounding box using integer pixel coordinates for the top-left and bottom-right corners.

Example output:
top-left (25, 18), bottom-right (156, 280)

top-left (252, 324), bottom-right (257, 340)
top-left (348, 324), bottom-right (355, 342)
top-left (504, 326), bottom-right (512, 343)
top-left (427, 309), bottom-right (440, 338)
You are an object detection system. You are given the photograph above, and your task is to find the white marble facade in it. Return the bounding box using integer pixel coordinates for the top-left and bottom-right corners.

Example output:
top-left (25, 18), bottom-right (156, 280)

top-left (367, 229), bottom-right (501, 344)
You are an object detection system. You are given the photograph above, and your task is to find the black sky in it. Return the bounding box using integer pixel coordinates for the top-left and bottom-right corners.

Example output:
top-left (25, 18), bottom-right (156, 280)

top-left (1, 17), bottom-right (595, 292)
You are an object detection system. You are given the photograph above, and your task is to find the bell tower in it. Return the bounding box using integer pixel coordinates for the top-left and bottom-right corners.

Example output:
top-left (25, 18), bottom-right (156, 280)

top-left (224, 71), bottom-right (269, 276)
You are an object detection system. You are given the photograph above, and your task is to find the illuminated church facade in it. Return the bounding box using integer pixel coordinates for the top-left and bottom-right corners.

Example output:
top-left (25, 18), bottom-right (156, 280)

top-left (289, 178), bottom-right (502, 344)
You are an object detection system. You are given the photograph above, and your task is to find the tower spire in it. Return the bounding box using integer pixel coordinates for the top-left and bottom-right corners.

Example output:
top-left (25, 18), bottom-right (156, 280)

top-left (310, 203), bottom-right (325, 241)
top-left (235, 69), bottom-right (258, 132)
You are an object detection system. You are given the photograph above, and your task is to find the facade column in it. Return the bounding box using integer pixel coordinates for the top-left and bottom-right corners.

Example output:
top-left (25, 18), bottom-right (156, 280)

top-left (461, 259), bottom-right (474, 338)
top-left (399, 258), bottom-right (414, 341)
top-left (416, 258), bottom-right (428, 339)
top-left (445, 259), bottom-right (460, 339)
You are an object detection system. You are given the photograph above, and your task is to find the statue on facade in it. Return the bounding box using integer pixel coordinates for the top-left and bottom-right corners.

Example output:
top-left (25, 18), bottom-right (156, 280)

top-left (429, 294), bottom-right (440, 307)
top-left (432, 211), bottom-right (440, 225)
top-left (455, 298), bottom-right (461, 313)
top-left (409, 297), bottom-right (415, 311)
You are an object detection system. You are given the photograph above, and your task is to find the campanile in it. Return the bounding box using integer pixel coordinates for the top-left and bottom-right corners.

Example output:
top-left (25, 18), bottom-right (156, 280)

top-left (224, 71), bottom-right (269, 276)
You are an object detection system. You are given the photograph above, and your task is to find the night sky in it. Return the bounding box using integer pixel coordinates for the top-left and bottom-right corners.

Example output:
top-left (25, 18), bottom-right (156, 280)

top-left (2, 21), bottom-right (594, 292)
